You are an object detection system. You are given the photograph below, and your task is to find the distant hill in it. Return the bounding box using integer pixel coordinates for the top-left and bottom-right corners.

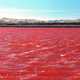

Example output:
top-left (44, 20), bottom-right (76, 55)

top-left (0, 17), bottom-right (80, 25)
top-left (0, 17), bottom-right (47, 25)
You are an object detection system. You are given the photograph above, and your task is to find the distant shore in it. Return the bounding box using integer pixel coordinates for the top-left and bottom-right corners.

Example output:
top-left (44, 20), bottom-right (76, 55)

top-left (0, 23), bottom-right (80, 28)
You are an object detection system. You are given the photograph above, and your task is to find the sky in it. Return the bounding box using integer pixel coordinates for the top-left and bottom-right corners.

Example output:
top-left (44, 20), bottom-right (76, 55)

top-left (0, 0), bottom-right (80, 20)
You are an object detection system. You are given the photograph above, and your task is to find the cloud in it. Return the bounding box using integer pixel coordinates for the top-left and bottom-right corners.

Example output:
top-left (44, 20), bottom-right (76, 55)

top-left (0, 8), bottom-right (59, 20)
top-left (0, 8), bottom-right (79, 20)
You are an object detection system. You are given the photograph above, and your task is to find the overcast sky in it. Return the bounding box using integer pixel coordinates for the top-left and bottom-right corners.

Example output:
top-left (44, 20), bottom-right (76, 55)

top-left (0, 0), bottom-right (80, 20)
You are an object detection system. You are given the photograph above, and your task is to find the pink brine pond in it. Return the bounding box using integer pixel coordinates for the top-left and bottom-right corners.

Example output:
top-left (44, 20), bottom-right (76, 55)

top-left (0, 28), bottom-right (80, 80)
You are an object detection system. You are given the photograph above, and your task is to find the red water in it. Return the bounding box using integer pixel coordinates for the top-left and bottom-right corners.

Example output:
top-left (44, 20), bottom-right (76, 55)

top-left (0, 28), bottom-right (80, 80)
